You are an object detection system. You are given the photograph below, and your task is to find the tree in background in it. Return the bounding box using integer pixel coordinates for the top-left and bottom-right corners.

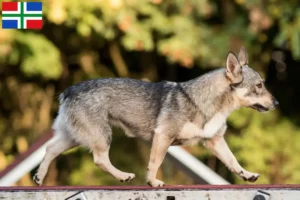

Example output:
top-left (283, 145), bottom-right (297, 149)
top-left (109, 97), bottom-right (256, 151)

top-left (0, 0), bottom-right (300, 185)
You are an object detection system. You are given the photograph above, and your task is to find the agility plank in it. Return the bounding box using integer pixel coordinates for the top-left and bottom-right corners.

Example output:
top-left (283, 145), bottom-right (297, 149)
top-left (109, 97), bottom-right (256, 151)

top-left (0, 185), bottom-right (300, 200)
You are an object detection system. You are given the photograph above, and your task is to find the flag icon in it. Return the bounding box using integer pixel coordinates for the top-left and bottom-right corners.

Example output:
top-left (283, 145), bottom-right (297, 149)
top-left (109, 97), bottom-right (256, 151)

top-left (2, 2), bottom-right (42, 29)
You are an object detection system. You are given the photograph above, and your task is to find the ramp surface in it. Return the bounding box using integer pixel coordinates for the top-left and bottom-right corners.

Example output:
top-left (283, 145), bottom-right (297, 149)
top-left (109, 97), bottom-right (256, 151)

top-left (0, 185), bottom-right (300, 200)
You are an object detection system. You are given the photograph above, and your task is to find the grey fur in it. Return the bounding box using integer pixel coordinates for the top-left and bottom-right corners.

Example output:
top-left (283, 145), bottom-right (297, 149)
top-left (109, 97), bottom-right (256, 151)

top-left (34, 47), bottom-right (278, 187)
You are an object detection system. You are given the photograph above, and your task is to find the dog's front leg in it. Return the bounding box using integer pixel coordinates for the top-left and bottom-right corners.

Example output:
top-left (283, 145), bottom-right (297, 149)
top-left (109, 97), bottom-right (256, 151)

top-left (204, 129), bottom-right (260, 182)
top-left (147, 132), bottom-right (173, 187)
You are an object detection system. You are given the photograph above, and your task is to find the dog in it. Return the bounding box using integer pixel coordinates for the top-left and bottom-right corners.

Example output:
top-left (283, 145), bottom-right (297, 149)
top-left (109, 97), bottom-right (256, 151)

top-left (33, 47), bottom-right (278, 187)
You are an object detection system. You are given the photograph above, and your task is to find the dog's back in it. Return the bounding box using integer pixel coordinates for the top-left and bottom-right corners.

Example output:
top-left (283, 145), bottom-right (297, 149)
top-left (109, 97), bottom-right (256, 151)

top-left (53, 78), bottom-right (178, 143)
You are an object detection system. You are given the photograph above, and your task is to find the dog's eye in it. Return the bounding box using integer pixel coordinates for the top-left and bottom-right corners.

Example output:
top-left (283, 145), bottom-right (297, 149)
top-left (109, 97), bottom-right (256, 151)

top-left (256, 83), bottom-right (263, 89)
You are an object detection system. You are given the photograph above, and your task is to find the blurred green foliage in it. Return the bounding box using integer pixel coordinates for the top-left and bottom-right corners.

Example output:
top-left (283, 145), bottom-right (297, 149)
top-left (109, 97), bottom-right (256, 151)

top-left (0, 0), bottom-right (300, 186)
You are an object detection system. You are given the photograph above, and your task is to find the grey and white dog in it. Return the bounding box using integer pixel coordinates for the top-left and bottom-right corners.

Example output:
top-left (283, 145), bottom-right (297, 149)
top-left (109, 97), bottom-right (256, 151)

top-left (33, 47), bottom-right (278, 187)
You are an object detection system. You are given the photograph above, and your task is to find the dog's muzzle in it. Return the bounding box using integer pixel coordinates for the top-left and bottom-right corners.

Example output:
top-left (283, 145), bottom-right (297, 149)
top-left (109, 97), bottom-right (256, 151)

top-left (249, 104), bottom-right (270, 112)
top-left (249, 98), bottom-right (279, 112)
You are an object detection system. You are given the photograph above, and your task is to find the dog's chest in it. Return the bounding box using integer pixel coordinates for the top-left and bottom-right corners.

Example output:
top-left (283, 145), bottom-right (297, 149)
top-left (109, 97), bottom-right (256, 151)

top-left (178, 113), bottom-right (227, 140)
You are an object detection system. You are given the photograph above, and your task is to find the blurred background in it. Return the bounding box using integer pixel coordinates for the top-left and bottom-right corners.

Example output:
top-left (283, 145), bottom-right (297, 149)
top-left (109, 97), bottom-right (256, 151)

top-left (0, 0), bottom-right (300, 186)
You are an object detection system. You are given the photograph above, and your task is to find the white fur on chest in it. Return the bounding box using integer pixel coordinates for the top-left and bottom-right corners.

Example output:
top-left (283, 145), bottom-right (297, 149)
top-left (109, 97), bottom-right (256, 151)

top-left (178, 113), bottom-right (227, 140)
top-left (202, 113), bottom-right (227, 138)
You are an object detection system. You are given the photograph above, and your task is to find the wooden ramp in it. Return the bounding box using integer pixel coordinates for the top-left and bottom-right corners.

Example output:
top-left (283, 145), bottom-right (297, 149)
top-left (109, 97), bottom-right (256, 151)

top-left (1, 185), bottom-right (300, 200)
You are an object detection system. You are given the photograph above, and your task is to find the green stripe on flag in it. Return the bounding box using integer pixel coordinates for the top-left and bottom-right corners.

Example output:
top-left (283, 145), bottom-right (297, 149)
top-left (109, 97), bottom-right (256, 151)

top-left (20, 2), bottom-right (23, 29)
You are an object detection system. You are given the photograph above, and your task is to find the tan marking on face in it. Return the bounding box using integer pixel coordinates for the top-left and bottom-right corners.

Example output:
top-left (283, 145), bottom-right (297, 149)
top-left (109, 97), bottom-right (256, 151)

top-left (235, 88), bottom-right (249, 98)
top-left (235, 86), bottom-right (274, 109)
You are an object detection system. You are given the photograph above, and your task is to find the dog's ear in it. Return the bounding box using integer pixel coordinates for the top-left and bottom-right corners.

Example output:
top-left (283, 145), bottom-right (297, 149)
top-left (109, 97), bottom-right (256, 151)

top-left (226, 52), bottom-right (243, 84)
top-left (238, 46), bottom-right (248, 66)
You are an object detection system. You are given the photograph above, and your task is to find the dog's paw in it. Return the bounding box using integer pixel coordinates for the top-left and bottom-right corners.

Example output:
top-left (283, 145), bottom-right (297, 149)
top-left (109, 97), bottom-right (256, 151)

top-left (118, 172), bottom-right (135, 182)
top-left (147, 179), bottom-right (165, 187)
top-left (33, 174), bottom-right (42, 186)
top-left (239, 171), bottom-right (260, 182)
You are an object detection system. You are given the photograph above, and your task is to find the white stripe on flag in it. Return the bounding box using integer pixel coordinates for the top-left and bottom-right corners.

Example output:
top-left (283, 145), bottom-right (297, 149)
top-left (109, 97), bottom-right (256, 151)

top-left (23, 2), bottom-right (42, 14)
top-left (23, 17), bottom-right (42, 20)
top-left (2, 17), bottom-right (21, 29)
top-left (2, 2), bottom-right (21, 14)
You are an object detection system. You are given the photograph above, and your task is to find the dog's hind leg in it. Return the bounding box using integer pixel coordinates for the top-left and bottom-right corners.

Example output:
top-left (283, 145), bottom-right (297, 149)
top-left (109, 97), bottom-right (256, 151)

top-left (33, 135), bottom-right (77, 185)
top-left (91, 125), bottom-right (135, 182)
top-left (93, 148), bottom-right (135, 182)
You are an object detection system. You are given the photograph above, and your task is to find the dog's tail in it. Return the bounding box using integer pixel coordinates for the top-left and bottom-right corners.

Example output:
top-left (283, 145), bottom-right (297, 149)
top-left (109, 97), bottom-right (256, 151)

top-left (52, 102), bottom-right (69, 137)
top-left (53, 88), bottom-right (78, 138)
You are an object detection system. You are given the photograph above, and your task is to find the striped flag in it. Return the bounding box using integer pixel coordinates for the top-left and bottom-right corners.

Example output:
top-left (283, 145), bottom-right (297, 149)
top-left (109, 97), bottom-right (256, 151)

top-left (2, 2), bottom-right (42, 29)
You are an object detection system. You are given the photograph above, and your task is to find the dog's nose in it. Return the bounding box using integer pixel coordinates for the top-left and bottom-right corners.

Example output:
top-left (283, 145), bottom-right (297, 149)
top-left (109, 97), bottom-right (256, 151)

top-left (273, 99), bottom-right (279, 107)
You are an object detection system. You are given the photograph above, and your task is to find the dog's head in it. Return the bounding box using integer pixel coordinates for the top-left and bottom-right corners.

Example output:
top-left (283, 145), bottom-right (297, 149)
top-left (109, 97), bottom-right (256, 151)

top-left (225, 47), bottom-right (279, 112)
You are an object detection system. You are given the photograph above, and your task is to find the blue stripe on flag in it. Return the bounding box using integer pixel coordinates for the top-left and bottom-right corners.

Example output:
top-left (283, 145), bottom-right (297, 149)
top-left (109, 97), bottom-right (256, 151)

top-left (2, 20), bottom-right (18, 29)
top-left (26, 2), bottom-right (42, 11)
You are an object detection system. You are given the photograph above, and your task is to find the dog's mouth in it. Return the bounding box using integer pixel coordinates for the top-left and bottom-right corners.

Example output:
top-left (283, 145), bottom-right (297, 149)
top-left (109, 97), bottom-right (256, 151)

top-left (249, 104), bottom-right (269, 112)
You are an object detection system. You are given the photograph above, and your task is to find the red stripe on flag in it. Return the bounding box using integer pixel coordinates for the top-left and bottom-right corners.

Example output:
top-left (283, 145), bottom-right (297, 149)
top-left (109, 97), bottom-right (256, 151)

top-left (26, 20), bottom-right (43, 29)
top-left (2, 2), bottom-right (18, 11)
